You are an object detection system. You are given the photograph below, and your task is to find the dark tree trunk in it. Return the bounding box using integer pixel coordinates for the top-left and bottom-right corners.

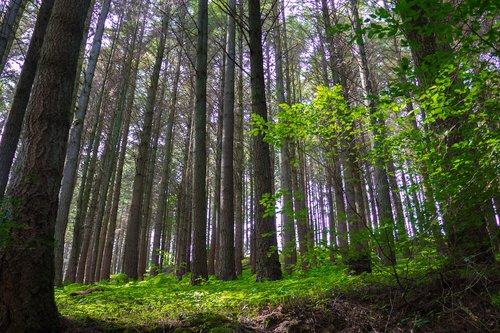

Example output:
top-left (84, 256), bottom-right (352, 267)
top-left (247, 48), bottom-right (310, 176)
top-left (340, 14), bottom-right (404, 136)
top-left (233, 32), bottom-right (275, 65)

top-left (233, 8), bottom-right (245, 275)
top-left (0, 0), bottom-right (91, 330)
top-left (54, 0), bottom-right (112, 286)
top-left (190, 0), bottom-right (209, 285)
top-left (248, 0), bottom-right (282, 282)
top-left (0, 0), bottom-right (54, 200)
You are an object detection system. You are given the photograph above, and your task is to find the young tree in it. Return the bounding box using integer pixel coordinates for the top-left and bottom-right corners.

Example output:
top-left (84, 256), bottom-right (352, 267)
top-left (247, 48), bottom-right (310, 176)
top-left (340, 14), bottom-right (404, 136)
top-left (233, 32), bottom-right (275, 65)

top-left (0, 0), bottom-right (91, 330)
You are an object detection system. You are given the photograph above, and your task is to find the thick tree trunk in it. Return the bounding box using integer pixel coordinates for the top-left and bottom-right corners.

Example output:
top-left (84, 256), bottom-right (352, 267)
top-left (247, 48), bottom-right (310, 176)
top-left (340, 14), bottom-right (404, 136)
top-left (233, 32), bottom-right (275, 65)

top-left (248, 0), bottom-right (282, 282)
top-left (398, 0), bottom-right (494, 266)
top-left (0, 0), bottom-right (91, 330)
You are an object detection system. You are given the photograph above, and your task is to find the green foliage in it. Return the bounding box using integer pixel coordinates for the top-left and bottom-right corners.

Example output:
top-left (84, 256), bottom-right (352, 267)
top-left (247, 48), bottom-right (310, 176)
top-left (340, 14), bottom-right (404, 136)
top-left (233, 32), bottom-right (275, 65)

top-left (55, 252), bottom-right (453, 331)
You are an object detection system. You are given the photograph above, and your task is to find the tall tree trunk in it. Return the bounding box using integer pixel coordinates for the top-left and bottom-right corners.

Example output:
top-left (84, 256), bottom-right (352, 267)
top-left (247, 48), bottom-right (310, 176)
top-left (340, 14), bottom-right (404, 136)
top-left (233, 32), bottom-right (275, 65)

top-left (0, 0), bottom-right (91, 330)
top-left (233, 7), bottom-right (245, 275)
top-left (150, 45), bottom-right (180, 276)
top-left (273, 0), bottom-right (296, 273)
top-left (218, 0), bottom-right (236, 281)
top-left (248, 0), bottom-right (282, 282)
top-left (0, 0), bottom-right (54, 199)
top-left (190, 0), bottom-right (209, 285)
top-left (175, 96), bottom-right (194, 280)
top-left (54, 0), bottom-right (113, 286)
top-left (123, 5), bottom-right (167, 280)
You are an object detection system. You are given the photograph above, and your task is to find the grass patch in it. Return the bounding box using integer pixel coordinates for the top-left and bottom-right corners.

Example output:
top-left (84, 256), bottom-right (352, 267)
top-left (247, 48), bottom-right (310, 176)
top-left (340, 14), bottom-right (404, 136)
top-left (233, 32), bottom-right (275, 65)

top-left (56, 255), bottom-right (500, 332)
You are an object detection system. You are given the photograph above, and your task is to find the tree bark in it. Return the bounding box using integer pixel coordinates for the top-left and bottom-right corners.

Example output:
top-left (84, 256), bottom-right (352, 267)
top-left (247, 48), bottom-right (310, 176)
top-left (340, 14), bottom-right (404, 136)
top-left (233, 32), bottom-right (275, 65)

top-left (0, 0), bottom-right (54, 200)
top-left (150, 45), bottom-right (181, 276)
top-left (0, 0), bottom-right (91, 330)
top-left (54, 0), bottom-right (113, 286)
top-left (248, 0), bottom-right (282, 282)
top-left (190, 0), bottom-right (209, 285)
top-left (123, 6), bottom-right (167, 279)
top-left (218, 0), bottom-right (237, 281)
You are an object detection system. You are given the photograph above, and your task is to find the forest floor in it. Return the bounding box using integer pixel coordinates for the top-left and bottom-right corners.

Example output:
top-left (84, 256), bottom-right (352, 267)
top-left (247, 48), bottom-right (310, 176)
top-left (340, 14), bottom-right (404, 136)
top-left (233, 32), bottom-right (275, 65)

top-left (57, 257), bottom-right (500, 332)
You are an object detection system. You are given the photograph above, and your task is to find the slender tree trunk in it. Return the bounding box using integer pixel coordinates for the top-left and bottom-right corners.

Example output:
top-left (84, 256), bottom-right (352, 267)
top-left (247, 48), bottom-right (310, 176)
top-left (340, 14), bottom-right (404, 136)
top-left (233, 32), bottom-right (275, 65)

top-left (190, 0), bottom-right (209, 285)
top-left (218, 0), bottom-right (237, 281)
top-left (175, 98), bottom-right (194, 280)
top-left (233, 9), bottom-right (245, 275)
top-left (0, 0), bottom-right (91, 330)
top-left (54, 0), bottom-right (113, 285)
top-left (0, 0), bottom-right (54, 200)
top-left (248, 0), bottom-right (282, 282)
top-left (273, 0), bottom-right (296, 273)
top-left (0, 0), bottom-right (27, 73)
top-left (151, 45), bottom-right (180, 276)
top-left (123, 6), bottom-right (167, 279)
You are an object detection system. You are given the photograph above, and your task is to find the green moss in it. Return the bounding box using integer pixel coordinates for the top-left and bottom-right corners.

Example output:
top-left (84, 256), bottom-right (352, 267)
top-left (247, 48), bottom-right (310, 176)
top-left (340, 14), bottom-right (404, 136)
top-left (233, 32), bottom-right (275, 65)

top-left (54, 255), bottom-right (449, 331)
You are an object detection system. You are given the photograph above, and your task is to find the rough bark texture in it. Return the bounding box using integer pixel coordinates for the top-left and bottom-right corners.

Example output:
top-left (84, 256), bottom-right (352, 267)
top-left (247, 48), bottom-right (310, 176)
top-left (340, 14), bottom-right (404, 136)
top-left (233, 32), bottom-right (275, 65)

top-left (190, 0), bottom-right (209, 285)
top-left (273, 0), bottom-right (297, 273)
top-left (0, 0), bottom-right (91, 331)
top-left (218, 0), bottom-right (237, 281)
top-left (233, 10), bottom-right (245, 276)
top-left (248, 0), bottom-right (282, 282)
top-left (0, 0), bottom-right (54, 199)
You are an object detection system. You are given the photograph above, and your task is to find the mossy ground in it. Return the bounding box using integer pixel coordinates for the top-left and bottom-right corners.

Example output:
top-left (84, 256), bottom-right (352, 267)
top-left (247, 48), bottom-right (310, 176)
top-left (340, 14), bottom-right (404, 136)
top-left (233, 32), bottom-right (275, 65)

top-left (56, 257), bottom-right (500, 332)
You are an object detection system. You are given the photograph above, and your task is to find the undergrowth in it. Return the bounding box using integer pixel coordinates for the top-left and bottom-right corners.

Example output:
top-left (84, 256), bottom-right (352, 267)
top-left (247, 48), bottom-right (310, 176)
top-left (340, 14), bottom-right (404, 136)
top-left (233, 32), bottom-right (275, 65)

top-left (55, 254), bottom-right (500, 332)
